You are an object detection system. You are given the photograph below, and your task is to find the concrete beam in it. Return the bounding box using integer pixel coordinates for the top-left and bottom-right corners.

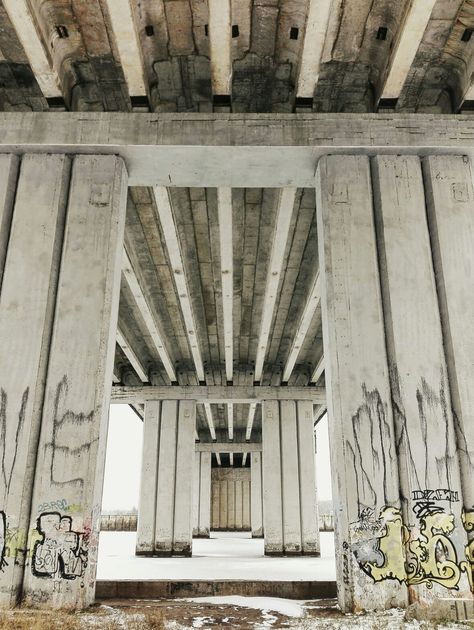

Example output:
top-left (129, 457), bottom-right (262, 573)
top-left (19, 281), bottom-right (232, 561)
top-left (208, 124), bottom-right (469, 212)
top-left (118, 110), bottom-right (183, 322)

top-left (217, 188), bottom-right (233, 381)
top-left (254, 188), bottom-right (296, 381)
top-left (203, 402), bottom-right (217, 441)
top-left (110, 385), bottom-right (326, 404)
top-left (282, 271), bottom-right (321, 383)
top-left (208, 0), bottom-right (232, 95)
top-left (116, 326), bottom-right (148, 383)
top-left (2, 1), bottom-right (61, 98)
top-left (382, 0), bottom-right (437, 99)
top-left (1, 113), bottom-right (474, 187)
top-left (153, 186), bottom-right (205, 381)
top-left (196, 442), bottom-right (262, 453)
top-left (245, 401), bottom-right (257, 440)
top-left (104, 0), bottom-right (147, 97)
top-left (310, 356), bottom-right (324, 384)
top-left (296, 0), bottom-right (333, 98)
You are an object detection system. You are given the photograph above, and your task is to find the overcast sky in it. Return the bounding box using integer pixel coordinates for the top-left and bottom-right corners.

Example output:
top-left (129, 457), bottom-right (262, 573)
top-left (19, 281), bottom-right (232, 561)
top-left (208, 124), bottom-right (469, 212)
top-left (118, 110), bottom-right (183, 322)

top-left (101, 406), bottom-right (333, 512)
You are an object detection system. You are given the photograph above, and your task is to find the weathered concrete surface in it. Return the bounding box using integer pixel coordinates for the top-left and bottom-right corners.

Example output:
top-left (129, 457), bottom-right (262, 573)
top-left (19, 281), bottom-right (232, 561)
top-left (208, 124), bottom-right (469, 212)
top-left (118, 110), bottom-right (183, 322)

top-left (0, 154), bottom-right (70, 607)
top-left (262, 400), bottom-right (320, 556)
top-left (211, 468), bottom-right (251, 532)
top-left (250, 452), bottom-right (263, 538)
top-left (136, 400), bottom-right (196, 557)
top-left (316, 155), bottom-right (408, 612)
top-left (193, 452), bottom-right (211, 538)
top-left (1, 113), bottom-right (474, 187)
top-left (372, 155), bottom-right (471, 614)
top-left (21, 155), bottom-right (128, 609)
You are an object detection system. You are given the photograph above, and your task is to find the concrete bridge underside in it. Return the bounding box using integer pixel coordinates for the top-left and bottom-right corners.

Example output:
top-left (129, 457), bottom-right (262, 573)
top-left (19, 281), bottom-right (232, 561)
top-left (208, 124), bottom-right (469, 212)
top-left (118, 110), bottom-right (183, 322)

top-left (0, 114), bottom-right (472, 622)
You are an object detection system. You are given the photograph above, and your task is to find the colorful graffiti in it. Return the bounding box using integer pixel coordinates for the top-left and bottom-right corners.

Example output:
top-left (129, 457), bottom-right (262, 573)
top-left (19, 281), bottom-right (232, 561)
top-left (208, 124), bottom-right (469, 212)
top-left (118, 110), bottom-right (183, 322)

top-left (350, 497), bottom-right (474, 592)
top-left (32, 512), bottom-right (88, 583)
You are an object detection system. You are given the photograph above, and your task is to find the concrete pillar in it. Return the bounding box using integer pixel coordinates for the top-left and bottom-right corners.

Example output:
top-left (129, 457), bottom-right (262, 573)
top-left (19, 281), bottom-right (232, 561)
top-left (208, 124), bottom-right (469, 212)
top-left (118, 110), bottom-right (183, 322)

top-left (316, 155), bottom-right (407, 611)
top-left (372, 155), bottom-right (472, 611)
top-left (0, 155), bottom-right (71, 607)
top-left (261, 400), bottom-right (320, 556)
top-left (423, 156), bottom-right (474, 549)
top-left (193, 452), bottom-right (211, 538)
top-left (210, 468), bottom-right (251, 531)
top-left (136, 400), bottom-right (196, 556)
top-left (250, 452), bottom-right (263, 537)
top-left (18, 155), bottom-right (127, 609)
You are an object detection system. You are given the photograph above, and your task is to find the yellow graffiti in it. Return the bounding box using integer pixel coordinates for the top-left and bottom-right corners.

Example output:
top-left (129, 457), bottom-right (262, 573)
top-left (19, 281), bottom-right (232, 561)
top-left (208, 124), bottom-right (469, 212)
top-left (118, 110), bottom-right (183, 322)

top-left (406, 512), bottom-right (461, 589)
top-left (352, 506), bottom-right (473, 592)
top-left (361, 507), bottom-right (407, 583)
top-left (461, 510), bottom-right (474, 592)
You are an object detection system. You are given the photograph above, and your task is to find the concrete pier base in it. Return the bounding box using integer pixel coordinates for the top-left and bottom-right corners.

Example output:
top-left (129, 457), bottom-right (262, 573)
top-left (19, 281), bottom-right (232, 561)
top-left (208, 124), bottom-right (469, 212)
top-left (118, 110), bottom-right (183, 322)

top-left (136, 400), bottom-right (196, 557)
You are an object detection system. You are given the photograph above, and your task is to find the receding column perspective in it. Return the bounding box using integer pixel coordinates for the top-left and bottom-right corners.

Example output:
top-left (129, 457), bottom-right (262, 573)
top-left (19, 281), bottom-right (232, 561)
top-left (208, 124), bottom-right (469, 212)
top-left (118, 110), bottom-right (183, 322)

top-left (250, 452), bottom-right (263, 538)
top-left (262, 400), bottom-right (320, 556)
top-left (136, 400), bottom-right (196, 557)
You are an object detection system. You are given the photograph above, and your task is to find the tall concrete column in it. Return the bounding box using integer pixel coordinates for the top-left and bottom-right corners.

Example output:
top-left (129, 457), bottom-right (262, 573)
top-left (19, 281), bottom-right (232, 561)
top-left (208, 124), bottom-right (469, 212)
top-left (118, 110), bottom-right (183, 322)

top-left (316, 155), bottom-right (407, 611)
top-left (372, 155), bottom-right (471, 613)
top-left (0, 155), bottom-right (71, 607)
top-left (423, 156), bottom-right (474, 565)
top-left (14, 155), bottom-right (127, 609)
top-left (250, 452), bottom-right (263, 538)
top-left (193, 452), bottom-right (211, 538)
top-left (136, 400), bottom-right (196, 556)
top-left (261, 400), bottom-right (320, 556)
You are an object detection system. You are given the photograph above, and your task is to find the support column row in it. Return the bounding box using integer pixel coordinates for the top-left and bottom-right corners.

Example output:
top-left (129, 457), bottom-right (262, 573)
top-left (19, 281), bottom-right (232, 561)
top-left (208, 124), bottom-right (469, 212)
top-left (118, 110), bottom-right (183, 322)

top-left (193, 452), bottom-right (211, 538)
top-left (262, 399), bottom-right (320, 556)
top-left (136, 400), bottom-right (196, 556)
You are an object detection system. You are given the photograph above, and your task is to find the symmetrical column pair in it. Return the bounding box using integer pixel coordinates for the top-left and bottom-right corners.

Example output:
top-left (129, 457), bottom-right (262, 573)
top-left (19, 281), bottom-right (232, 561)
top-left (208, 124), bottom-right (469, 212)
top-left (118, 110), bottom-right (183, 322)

top-left (261, 400), bottom-right (320, 556)
top-left (317, 154), bottom-right (474, 616)
top-left (0, 154), bottom-right (127, 608)
top-left (136, 400), bottom-right (196, 556)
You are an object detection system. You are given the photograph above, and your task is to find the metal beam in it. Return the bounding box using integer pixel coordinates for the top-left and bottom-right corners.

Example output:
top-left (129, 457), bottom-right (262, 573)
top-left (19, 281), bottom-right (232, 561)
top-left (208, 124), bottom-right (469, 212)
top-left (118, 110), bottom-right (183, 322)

top-left (254, 188), bottom-right (296, 381)
top-left (196, 442), bottom-right (262, 453)
top-left (282, 271), bottom-right (321, 383)
top-left (1, 113), bottom-right (474, 188)
top-left (111, 385), bottom-right (326, 404)
top-left (153, 186), bottom-right (205, 381)
top-left (116, 327), bottom-right (148, 383)
top-left (296, 0), bottom-right (333, 98)
top-left (382, 0), bottom-right (437, 99)
top-left (122, 247), bottom-right (176, 382)
top-left (2, 1), bottom-right (61, 98)
top-left (208, 0), bottom-right (232, 95)
top-left (104, 0), bottom-right (147, 97)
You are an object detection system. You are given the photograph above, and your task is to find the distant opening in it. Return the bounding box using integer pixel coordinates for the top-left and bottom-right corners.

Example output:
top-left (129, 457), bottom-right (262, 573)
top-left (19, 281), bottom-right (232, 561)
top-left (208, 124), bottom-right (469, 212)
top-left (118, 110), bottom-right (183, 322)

top-left (130, 95), bottom-right (150, 110)
top-left (295, 96), bottom-right (313, 109)
top-left (46, 96), bottom-right (67, 110)
top-left (290, 27), bottom-right (299, 40)
top-left (462, 28), bottom-right (473, 42)
top-left (145, 24), bottom-right (154, 37)
top-left (232, 24), bottom-right (239, 38)
top-left (376, 26), bottom-right (388, 41)
top-left (204, 24), bottom-right (209, 37)
top-left (55, 25), bottom-right (69, 39)
top-left (213, 94), bottom-right (232, 107)
top-left (378, 97), bottom-right (398, 110)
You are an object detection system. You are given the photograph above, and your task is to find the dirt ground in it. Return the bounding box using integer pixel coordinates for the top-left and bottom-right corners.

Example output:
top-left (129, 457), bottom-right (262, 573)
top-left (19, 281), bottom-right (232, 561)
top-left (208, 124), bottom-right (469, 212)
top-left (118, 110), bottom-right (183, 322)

top-left (0, 599), bottom-right (472, 630)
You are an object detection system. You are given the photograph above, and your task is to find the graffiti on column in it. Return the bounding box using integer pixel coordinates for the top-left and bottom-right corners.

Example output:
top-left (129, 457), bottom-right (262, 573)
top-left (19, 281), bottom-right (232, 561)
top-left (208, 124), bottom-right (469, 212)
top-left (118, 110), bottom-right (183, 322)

top-left (350, 491), bottom-right (474, 591)
top-left (0, 511), bottom-right (6, 571)
top-left (32, 512), bottom-right (88, 584)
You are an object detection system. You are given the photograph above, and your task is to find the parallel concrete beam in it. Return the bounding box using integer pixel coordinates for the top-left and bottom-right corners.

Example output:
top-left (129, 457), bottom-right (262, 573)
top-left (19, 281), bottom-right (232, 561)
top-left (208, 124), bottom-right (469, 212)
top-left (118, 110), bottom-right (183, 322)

top-left (208, 0), bottom-right (232, 95)
top-left (311, 356), bottom-right (325, 384)
top-left (254, 188), bottom-right (296, 381)
top-left (296, 0), bottom-right (333, 98)
top-left (116, 326), bottom-right (148, 383)
top-left (282, 271), bottom-right (321, 383)
top-left (111, 385), bottom-right (326, 404)
top-left (217, 187), bottom-right (233, 381)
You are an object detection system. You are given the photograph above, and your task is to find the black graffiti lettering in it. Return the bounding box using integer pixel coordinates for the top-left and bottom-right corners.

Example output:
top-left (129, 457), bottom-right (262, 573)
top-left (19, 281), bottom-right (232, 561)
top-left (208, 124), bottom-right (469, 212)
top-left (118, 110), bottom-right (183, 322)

top-left (0, 511), bottom-right (6, 572)
top-left (412, 489), bottom-right (459, 503)
top-left (413, 501), bottom-right (444, 520)
top-left (32, 512), bottom-right (88, 581)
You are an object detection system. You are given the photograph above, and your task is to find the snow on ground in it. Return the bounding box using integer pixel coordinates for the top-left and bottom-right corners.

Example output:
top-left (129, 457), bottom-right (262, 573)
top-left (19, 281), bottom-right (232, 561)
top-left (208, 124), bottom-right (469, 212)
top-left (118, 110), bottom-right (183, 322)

top-left (97, 531), bottom-right (336, 581)
top-left (180, 596), bottom-right (306, 617)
